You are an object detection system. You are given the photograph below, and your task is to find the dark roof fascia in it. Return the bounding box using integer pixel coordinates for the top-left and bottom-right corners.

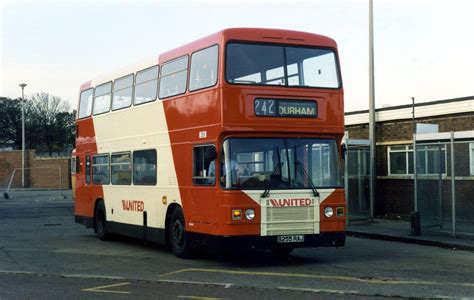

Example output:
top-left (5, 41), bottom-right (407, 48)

top-left (345, 96), bottom-right (474, 116)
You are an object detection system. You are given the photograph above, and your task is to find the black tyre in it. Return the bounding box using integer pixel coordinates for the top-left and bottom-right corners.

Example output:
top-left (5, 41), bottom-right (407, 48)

top-left (169, 207), bottom-right (193, 258)
top-left (94, 200), bottom-right (109, 241)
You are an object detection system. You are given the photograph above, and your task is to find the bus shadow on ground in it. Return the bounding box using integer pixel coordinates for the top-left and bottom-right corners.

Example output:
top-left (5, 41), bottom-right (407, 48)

top-left (82, 232), bottom-right (343, 267)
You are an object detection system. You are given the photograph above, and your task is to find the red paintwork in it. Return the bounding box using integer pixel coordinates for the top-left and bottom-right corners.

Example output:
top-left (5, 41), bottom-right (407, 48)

top-left (74, 80), bottom-right (103, 219)
top-left (74, 28), bottom-right (345, 238)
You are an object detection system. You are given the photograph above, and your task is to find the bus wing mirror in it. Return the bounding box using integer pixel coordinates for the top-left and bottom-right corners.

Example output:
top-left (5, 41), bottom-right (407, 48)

top-left (341, 143), bottom-right (347, 159)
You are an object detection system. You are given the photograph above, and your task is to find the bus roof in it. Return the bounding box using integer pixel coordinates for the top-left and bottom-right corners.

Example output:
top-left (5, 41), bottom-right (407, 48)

top-left (159, 28), bottom-right (337, 62)
top-left (80, 28), bottom-right (337, 92)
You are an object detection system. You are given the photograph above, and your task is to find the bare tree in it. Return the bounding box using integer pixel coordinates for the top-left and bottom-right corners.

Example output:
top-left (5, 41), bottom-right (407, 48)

top-left (28, 93), bottom-right (73, 156)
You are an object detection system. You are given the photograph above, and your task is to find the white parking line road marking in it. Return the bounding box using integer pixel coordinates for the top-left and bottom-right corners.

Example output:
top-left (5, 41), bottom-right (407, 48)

top-left (278, 286), bottom-right (360, 295)
top-left (82, 282), bottom-right (131, 294)
top-left (63, 274), bottom-right (124, 280)
top-left (158, 279), bottom-right (233, 287)
top-left (177, 296), bottom-right (222, 300)
top-left (0, 270), bottom-right (34, 275)
top-left (159, 268), bottom-right (474, 289)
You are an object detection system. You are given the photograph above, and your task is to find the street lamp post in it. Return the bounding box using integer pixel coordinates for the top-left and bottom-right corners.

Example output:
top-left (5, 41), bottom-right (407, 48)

top-left (368, 0), bottom-right (376, 220)
top-left (19, 83), bottom-right (27, 188)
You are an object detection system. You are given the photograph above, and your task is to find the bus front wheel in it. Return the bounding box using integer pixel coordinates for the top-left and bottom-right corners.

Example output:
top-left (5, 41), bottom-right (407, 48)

top-left (169, 207), bottom-right (193, 258)
top-left (94, 200), bottom-right (109, 241)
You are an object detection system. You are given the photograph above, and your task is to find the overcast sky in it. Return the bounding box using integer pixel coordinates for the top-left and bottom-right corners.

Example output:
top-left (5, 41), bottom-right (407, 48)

top-left (1, 0), bottom-right (473, 112)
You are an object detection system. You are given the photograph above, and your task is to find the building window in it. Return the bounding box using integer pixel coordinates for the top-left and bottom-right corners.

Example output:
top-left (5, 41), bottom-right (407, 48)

top-left (78, 88), bottom-right (93, 118)
top-left (111, 152), bottom-right (131, 185)
top-left (159, 56), bottom-right (188, 99)
top-left (417, 145), bottom-right (447, 175)
top-left (193, 145), bottom-right (216, 185)
top-left (388, 145), bottom-right (413, 175)
top-left (92, 154), bottom-right (110, 185)
top-left (133, 150), bottom-right (157, 185)
top-left (189, 45), bottom-right (218, 91)
top-left (112, 74), bottom-right (134, 110)
top-left (388, 144), bottom-right (446, 175)
top-left (134, 65), bottom-right (159, 105)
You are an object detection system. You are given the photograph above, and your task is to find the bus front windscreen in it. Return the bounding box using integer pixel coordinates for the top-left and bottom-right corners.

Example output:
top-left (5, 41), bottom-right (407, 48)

top-left (220, 138), bottom-right (342, 190)
top-left (225, 43), bottom-right (340, 89)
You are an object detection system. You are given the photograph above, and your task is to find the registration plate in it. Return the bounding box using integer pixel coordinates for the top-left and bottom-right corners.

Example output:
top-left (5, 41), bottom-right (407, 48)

top-left (277, 235), bottom-right (305, 243)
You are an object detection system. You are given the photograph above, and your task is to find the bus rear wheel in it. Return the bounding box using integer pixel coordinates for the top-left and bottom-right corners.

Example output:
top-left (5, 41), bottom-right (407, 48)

top-left (94, 200), bottom-right (109, 241)
top-left (169, 207), bottom-right (193, 258)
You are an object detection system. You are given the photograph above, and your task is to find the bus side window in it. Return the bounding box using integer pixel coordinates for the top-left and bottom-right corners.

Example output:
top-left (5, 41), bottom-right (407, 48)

top-left (85, 155), bottom-right (91, 185)
top-left (189, 45), bottom-right (218, 91)
top-left (159, 56), bottom-right (188, 99)
top-left (192, 145), bottom-right (216, 185)
top-left (71, 156), bottom-right (76, 174)
top-left (111, 152), bottom-right (131, 185)
top-left (92, 154), bottom-right (110, 185)
top-left (71, 156), bottom-right (81, 174)
top-left (133, 150), bottom-right (157, 185)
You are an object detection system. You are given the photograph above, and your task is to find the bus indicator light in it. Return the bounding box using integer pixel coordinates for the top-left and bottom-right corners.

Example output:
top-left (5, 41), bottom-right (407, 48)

top-left (336, 207), bottom-right (344, 217)
top-left (232, 209), bottom-right (242, 220)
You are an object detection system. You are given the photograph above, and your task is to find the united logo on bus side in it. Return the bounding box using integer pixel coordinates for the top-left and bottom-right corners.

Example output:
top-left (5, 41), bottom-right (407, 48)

top-left (122, 200), bottom-right (145, 212)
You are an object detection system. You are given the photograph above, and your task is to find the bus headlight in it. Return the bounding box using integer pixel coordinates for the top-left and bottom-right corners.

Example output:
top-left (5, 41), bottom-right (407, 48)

top-left (324, 207), bottom-right (334, 218)
top-left (245, 209), bottom-right (255, 220)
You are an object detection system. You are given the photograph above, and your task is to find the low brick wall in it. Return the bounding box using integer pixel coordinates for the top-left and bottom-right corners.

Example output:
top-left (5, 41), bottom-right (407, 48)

top-left (0, 150), bottom-right (71, 189)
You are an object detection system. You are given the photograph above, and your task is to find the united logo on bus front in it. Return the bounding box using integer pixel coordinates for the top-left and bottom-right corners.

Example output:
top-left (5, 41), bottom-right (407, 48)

top-left (268, 198), bottom-right (313, 207)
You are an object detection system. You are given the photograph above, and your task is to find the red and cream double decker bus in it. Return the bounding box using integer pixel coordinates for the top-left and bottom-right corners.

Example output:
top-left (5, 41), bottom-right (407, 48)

top-left (72, 28), bottom-right (346, 258)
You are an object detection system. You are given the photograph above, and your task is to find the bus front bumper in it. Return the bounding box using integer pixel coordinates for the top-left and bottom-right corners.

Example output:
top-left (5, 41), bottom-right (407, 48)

top-left (203, 231), bottom-right (346, 250)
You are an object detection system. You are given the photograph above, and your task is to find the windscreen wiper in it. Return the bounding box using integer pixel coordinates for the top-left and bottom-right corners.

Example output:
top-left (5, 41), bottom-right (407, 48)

top-left (261, 162), bottom-right (284, 198)
top-left (295, 161), bottom-right (319, 197)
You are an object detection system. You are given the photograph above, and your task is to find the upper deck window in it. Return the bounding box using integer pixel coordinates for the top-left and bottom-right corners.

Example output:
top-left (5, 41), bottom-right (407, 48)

top-left (134, 65), bottom-right (159, 105)
top-left (189, 45), bottom-right (218, 91)
top-left (113, 74), bottom-right (134, 110)
top-left (159, 56), bottom-right (188, 99)
top-left (93, 82), bottom-right (112, 115)
top-left (78, 88), bottom-right (93, 119)
top-left (226, 43), bottom-right (340, 89)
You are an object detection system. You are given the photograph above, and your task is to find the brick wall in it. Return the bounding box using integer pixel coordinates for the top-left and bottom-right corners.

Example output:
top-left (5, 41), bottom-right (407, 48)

top-left (0, 150), bottom-right (71, 189)
top-left (348, 113), bottom-right (474, 142)
top-left (346, 111), bottom-right (474, 220)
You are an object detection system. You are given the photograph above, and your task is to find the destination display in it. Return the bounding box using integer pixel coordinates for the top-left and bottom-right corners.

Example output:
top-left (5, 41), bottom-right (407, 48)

top-left (254, 98), bottom-right (317, 118)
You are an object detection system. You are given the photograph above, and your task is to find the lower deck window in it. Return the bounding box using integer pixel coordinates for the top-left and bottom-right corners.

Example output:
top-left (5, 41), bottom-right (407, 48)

top-left (193, 145), bottom-right (216, 185)
top-left (111, 152), bottom-right (131, 185)
top-left (92, 154), bottom-right (110, 184)
top-left (85, 155), bottom-right (91, 184)
top-left (133, 150), bottom-right (157, 185)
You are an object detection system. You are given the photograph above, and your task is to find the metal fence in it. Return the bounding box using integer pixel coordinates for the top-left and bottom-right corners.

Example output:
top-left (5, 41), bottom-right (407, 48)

top-left (345, 139), bottom-right (372, 221)
top-left (3, 166), bottom-right (65, 200)
top-left (415, 131), bottom-right (474, 237)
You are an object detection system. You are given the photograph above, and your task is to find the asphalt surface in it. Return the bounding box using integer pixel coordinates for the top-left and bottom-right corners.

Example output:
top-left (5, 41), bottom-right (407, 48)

top-left (1, 190), bottom-right (474, 299)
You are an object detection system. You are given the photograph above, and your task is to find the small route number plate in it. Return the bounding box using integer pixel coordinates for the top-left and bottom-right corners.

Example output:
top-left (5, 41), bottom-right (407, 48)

top-left (277, 235), bottom-right (305, 243)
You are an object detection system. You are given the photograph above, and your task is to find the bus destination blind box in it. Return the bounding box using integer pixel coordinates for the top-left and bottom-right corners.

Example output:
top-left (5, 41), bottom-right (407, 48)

top-left (254, 98), bottom-right (317, 118)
